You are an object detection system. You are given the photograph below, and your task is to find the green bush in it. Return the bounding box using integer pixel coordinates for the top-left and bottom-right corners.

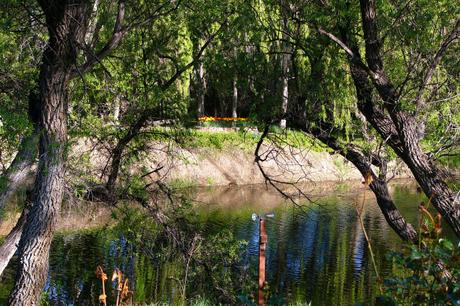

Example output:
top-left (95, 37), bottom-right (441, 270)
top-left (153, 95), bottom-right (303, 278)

top-left (380, 207), bottom-right (460, 306)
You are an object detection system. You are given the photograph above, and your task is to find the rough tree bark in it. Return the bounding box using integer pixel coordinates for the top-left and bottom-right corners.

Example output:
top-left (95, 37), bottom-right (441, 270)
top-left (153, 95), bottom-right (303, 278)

top-left (293, 45), bottom-right (418, 243)
top-left (7, 1), bottom-right (91, 303)
top-left (318, 0), bottom-right (460, 237)
top-left (0, 94), bottom-right (40, 277)
top-left (0, 128), bottom-right (38, 214)
top-left (0, 197), bottom-right (31, 277)
top-left (8, 0), bottom-right (126, 304)
top-left (310, 127), bottom-right (418, 243)
top-left (356, 0), bottom-right (460, 236)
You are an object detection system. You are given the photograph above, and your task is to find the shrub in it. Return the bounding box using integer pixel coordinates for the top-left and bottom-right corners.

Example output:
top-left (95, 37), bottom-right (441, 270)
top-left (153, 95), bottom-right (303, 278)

top-left (380, 203), bottom-right (460, 305)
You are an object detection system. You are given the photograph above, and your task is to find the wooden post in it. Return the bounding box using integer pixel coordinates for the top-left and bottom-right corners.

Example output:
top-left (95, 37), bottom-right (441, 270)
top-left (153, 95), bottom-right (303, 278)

top-left (258, 218), bottom-right (267, 306)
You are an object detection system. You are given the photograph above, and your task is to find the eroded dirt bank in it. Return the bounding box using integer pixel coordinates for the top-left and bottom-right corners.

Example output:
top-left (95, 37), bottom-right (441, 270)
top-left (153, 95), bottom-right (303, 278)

top-left (71, 136), bottom-right (413, 187)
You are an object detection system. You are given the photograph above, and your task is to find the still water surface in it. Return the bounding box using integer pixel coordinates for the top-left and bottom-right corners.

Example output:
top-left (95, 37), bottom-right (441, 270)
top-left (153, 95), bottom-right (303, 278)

top-left (0, 181), bottom-right (441, 305)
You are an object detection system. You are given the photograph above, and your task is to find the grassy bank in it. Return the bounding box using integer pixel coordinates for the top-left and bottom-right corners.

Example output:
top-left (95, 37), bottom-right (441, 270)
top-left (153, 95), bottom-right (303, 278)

top-left (181, 128), bottom-right (328, 153)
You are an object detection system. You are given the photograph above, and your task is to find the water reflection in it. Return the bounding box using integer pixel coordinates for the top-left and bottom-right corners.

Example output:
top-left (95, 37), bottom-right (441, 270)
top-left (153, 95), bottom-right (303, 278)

top-left (0, 180), bottom-right (432, 305)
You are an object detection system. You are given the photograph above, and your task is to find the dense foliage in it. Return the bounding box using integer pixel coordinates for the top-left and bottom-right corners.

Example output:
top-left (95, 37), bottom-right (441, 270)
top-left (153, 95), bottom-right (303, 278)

top-left (0, 0), bottom-right (459, 304)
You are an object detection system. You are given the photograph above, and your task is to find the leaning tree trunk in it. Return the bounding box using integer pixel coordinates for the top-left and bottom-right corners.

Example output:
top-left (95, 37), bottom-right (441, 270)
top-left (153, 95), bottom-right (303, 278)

top-left (368, 177), bottom-right (418, 243)
top-left (354, 0), bottom-right (460, 236)
top-left (0, 100), bottom-right (39, 277)
top-left (309, 127), bottom-right (418, 243)
top-left (296, 44), bottom-right (418, 243)
top-left (0, 202), bottom-right (30, 277)
top-left (395, 121), bottom-right (460, 235)
top-left (7, 1), bottom-right (90, 304)
top-left (0, 128), bottom-right (39, 214)
top-left (343, 139), bottom-right (419, 243)
top-left (105, 111), bottom-right (150, 196)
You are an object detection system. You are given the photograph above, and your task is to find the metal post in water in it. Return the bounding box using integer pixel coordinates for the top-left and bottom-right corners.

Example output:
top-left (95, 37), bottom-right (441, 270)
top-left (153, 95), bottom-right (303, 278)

top-left (252, 212), bottom-right (273, 305)
top-left (258, 217), bottom-right (267, 306)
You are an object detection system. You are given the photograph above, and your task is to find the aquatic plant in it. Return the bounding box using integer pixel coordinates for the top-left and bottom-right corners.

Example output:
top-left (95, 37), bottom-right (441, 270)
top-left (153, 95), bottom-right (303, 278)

top-left (96, 266), bottom-right (132, 306)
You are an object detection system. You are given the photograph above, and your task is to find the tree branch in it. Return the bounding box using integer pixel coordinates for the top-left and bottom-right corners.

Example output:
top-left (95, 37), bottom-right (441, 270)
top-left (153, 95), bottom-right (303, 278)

top-left (316, 27), bottom-right (373, 77)
top-left (160, 18), bottom-right (228, 91)
top-left (71, 0), bottom-right (126, 78)
top-left (414, 19), bottom-right (460, 110)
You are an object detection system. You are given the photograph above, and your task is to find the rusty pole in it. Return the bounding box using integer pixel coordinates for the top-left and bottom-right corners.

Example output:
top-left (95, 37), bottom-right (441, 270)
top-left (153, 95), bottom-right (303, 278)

top-left (258, 218), bottom-right (267, 306)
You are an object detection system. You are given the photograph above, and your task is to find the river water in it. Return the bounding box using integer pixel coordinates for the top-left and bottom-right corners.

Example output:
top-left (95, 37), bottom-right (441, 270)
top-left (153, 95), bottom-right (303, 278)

top-left (0, 180), bottom-right (451, 305)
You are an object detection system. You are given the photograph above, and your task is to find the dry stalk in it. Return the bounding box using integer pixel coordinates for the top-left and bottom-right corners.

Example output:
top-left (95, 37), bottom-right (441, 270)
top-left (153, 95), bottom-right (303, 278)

top-left (96, 266), bottom-right (108, 306)
top-left (96, 266), bottom-right (132, 306)
top-left (356, 172), bottom-right (382, 294)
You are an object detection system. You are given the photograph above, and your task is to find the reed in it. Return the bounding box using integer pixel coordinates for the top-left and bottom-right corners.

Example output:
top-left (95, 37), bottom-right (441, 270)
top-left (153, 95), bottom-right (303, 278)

top-left (355, 173), bottom-right (382, 294)
top-left (96, 266), bottom-right (133, 306)
top-left (96, 266), bottom-right (108, 306)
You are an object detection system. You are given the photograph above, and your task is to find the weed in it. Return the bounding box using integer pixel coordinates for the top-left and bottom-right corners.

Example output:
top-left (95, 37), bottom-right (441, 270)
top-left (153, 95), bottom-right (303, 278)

top-left (96, 266), bottom-right (132, 306)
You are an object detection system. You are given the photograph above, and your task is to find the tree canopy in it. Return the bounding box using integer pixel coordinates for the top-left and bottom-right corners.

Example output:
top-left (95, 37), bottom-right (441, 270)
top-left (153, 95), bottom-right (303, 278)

top-left (0, 0), bottom-right (459, 304)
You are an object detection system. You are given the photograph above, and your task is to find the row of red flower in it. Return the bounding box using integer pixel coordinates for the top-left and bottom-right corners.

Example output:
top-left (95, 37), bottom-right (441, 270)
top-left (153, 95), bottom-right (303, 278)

top-left (198, 116), bottom-right (248, 122)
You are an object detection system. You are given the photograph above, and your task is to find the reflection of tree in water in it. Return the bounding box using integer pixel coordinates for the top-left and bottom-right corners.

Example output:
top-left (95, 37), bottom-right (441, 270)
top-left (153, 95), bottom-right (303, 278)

top-left (49, 231), bottom-right (138, 305)
top-left (46, 232), bottom-right (108, 305)
top-left (3, 186), bottom-right (422, 305)
top-left (233, 201), bottom-right (397, 305)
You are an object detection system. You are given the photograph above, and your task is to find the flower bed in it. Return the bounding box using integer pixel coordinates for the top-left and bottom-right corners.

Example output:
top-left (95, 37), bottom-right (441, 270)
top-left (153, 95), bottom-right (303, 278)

top-left (198, 116), bottom-right (248, 122)
top-left (197, 116), bottom-right (250, 127)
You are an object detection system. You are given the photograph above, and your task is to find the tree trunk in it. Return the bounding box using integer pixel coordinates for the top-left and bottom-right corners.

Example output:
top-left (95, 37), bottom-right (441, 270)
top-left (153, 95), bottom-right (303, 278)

top-left (296, 42), bottom-right (418, 243)
top-left (396, 123), bottom-right (460, 235)
top-left (0, 126), bottom-right (39, 278)
top-left (196, 61), bottom-right (206, 117)
top-left (0, 203), bottom-right (30, 277)
top-left (355, 0), bottom-right (460, 236)
top-left (105, 111), bottom-right (150, 195)
top-left (0, 128), bottom-right (38, 213)
top-left (112, 94), bottom-right (121, 122)
top-left (232, 76), bottom-right (238, 119)
top-left (310, 127), bottom-right (418, 243)
top-left (280, 2), bottom-right (289, 128)
top-left (280, 60), bottom-right (288, 128)
top-left (368, 178), bottom-right (418, 243)
top-left (84, 0), bottom-right (100, 48)
top-left (0, 88), bottom-right (41, 277)
top-left (8, 1), bottom-right (91, 304)
top-left (8, 62), bottom-right (70, 306)
top-left (103, 32), bottom-right (216, 195)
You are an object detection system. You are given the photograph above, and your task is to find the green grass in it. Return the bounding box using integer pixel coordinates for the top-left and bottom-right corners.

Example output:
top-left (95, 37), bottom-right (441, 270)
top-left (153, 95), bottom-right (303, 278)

top-left (168, 178), bottom-right (200, 189)
top-left (129, 124), bottom-right (330, 154)
top-left (182, 128), bottom-right (327, 153)
top-left (182, 129), bottom-right (259, 152)
top-left (198, 120), bottom-right (252, 128)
